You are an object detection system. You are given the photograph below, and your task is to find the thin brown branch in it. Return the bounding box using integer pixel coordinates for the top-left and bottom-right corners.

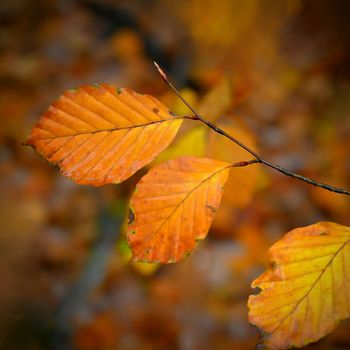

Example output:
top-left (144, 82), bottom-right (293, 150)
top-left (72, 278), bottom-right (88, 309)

top-left (154, 61), bottom-right (350, 196)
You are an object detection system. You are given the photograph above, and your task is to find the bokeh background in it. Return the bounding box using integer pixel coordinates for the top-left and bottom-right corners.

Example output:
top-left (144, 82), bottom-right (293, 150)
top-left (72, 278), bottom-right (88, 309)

top-left (1, 0), bottom-right (350, 349)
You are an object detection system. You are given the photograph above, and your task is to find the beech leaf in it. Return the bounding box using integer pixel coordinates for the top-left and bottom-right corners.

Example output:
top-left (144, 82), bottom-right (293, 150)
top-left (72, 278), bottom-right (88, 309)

top-left (127, 157), bottom-right (231, 263)
top-left (27, 84), bottom-right (182, 185)
top-left (248, 222), bottom-right (350, 349)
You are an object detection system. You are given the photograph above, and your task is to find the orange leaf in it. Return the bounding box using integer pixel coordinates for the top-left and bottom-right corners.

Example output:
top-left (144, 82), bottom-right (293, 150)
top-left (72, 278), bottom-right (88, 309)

top-left (127, 157), bottom-right (231, 263)
top-left (248, 222), bottom-right (350, 349)
top-left (27, 85), bottom-right (183, 185)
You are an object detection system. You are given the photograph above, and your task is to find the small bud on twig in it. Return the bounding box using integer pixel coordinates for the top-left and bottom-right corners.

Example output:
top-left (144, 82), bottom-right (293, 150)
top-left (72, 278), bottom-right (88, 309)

top-left (153, 61), bottom-right (168, 83)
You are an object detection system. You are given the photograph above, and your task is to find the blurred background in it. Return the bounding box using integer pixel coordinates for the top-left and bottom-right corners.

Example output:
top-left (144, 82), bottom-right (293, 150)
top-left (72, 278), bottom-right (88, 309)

top-left (1, 0), bottom-right (350, 349)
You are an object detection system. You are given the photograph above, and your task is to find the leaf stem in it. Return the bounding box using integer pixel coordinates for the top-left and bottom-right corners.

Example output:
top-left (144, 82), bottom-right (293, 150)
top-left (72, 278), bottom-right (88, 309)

top-left (154, 61), bottom-right (350, 196)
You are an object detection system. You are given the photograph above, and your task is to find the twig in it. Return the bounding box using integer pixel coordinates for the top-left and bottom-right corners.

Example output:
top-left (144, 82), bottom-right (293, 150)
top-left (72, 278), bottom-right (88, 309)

top-left (154, 61), bottom-right (350, 196)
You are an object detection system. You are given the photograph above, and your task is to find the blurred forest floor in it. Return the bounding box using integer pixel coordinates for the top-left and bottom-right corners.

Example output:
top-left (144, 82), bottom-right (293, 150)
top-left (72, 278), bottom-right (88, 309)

top-left (0, 0), bottom-right (350, 349)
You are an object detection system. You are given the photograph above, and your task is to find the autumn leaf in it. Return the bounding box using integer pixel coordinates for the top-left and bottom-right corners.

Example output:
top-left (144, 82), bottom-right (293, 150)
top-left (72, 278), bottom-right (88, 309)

top-left (154, 126), bottom-right (207, 164)
top-left (197, 77), bottom-right (232, 122)
top-left (127, 157), bottom-right (231, 263)
top-left (27, 84), bottom-right (183, 185)
top-left (248, 222), bottom-right (350, 349)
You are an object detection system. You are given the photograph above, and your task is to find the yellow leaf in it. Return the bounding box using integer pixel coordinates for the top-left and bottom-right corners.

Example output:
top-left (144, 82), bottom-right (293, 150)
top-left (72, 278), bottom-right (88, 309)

top-left (197, 77), bottom-right (232, 121)
top-left (159, 88), bottom-right (198, 117)
top-left (27, 85), bottom-right (182, 186)
top-left (155, 126), bottom-right (207, 164)
top-left (127, 157), bottom-right (231, 263)
top-left (248, 222), bottom-right (350, 349)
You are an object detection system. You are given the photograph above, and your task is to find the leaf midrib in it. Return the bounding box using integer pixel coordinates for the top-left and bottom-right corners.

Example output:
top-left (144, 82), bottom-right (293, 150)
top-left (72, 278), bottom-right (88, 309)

top-left (33, 117), bottom-right (183, 141)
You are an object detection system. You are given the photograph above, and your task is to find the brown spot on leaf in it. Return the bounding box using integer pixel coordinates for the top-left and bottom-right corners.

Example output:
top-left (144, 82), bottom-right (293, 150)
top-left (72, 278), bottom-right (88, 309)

top-left (252, 286), bottom-right (262, 295)
top-left (128, 209), bottom-right (135, 224)
top-left (206, 205), bottom-right (217, 214)
top-left (270, 261), bottom-right (278, 269)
